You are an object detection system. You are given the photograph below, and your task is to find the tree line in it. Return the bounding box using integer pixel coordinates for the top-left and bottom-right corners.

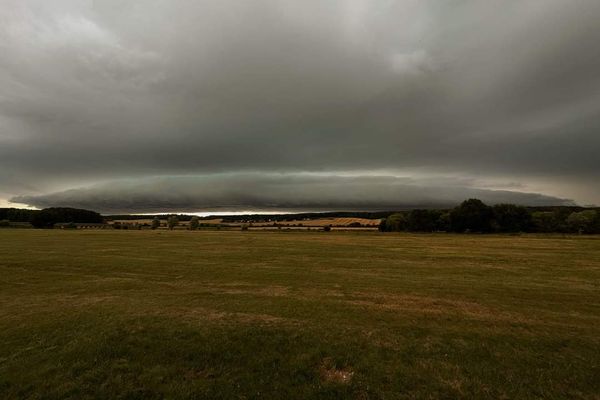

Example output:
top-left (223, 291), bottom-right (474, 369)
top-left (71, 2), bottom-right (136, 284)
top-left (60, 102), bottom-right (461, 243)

top-left (379, 199), bottom-right (600, 234)
top-left (0, 207), bottom-right (103, 228)
top-left (2, 201), bottom-right (600, 233)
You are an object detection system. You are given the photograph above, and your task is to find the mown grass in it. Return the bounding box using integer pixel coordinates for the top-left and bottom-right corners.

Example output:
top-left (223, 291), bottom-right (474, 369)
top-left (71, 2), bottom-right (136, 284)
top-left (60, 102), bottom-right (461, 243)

top-left (1, 230), bottom-right (599, 399)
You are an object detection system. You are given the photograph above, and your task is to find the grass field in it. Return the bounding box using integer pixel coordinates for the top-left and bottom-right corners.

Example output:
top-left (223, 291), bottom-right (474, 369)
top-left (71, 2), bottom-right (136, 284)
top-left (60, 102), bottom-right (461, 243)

top-left (1, 230), bottom-right (599, 399)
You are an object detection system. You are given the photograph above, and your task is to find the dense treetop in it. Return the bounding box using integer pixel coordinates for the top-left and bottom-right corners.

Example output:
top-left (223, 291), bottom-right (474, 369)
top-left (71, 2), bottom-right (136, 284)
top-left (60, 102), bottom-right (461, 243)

top-left (379, 200), bottom-right (600, 234)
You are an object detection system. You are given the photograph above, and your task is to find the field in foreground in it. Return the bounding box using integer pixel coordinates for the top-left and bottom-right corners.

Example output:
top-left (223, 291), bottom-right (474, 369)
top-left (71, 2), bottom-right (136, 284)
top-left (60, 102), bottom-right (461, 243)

top-left (1, 230), bottom-right (599, 399)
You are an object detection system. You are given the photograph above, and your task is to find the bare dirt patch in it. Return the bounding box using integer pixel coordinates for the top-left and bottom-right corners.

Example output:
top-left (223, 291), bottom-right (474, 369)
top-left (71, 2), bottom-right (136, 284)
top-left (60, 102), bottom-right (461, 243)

top-left (319, 357), bottom-right (354, 385)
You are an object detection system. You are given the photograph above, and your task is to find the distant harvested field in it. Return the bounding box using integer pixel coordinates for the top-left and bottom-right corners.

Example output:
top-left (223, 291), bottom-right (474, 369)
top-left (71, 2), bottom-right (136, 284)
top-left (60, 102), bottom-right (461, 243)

top-left (196, 218), bottom-right (223, 225)
top-left (1, 230), bottom-right (599, 399)
top-left (111, 218), bottom-right (224, 225)
top-left (252, 217), bottom-right (380, 227)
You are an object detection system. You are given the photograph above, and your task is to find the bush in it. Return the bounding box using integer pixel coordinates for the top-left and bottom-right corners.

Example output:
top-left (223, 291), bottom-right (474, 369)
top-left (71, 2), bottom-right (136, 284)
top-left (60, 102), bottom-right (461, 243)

top-left (151, 217), bottom-right (160, 230)
top-left (0, 219), bottom-right (10, 227)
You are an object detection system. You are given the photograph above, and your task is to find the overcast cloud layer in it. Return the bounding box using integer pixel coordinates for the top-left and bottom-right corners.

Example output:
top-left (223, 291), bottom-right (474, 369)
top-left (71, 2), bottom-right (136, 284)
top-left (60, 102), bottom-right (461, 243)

top-left (1, 0), bottom-right (599, 212)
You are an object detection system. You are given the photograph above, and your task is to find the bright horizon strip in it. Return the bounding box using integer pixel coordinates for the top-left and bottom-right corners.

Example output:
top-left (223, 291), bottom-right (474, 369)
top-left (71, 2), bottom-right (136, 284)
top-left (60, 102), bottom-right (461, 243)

top-left (136, 210), bottom-right (320, 217)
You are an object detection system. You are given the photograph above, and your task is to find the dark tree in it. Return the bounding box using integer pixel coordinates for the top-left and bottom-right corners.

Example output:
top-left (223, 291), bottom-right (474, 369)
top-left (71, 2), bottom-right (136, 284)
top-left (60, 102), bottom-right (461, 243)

top-left (531, 210), bottom-right (570, 233)
top-left (566, 210), bottom-right (599, 234)
top-left (30, 208), bottom-right (103, 229)
top-left (437, 212), bottom-right (451, 232)
top-left (449, 199), bottom-right (493, 233)
top-left (492, 204), bottom-right (532, 232)
top-left (531, 212), bottom-right (556, 232)
top-left (167, 216), bottom-right (179, 230)
top-left (406, 209), bottom-right (443, 232)
top-left (379, 213), bottom-right (408, 232)
top-left (0, 208), bottom-right (39, 222)
top-left (189, 216), bottom-right (200, 230)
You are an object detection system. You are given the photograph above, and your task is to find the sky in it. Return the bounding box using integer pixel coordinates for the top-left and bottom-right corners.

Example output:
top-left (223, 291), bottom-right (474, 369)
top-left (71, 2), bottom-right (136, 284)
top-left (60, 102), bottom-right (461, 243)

top-left (1, 0), bottom-right (599, 213)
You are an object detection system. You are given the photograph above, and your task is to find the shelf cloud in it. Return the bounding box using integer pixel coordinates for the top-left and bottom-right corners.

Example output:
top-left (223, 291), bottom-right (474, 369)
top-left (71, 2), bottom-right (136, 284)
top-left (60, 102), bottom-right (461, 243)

top-left (11, 174), bottom-right (573, 214)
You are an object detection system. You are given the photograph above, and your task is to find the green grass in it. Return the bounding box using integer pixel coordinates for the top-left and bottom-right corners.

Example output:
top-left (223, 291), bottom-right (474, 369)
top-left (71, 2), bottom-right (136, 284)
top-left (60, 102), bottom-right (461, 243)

top-left (1, 230), bottom-right (599, 399)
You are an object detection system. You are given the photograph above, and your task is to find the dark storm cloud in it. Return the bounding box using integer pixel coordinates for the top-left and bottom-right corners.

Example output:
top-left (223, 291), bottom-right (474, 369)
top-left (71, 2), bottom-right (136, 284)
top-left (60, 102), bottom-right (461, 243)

top-left (1, 0), bottom-right (599, 209)
top-left (11, 174), bottom-right (573, 214)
